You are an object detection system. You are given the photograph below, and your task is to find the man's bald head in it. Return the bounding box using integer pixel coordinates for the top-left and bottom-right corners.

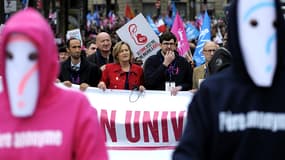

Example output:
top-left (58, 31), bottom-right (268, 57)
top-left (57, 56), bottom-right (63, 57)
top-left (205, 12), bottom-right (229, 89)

top-left (96, 32), bottom-right (112, 55)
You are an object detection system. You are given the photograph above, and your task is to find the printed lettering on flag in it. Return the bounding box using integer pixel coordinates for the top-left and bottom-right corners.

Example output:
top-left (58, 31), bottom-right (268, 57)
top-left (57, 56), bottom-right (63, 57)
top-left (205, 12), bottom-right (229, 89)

top-left (186, 22), bottom-right (200, 40)
top-left (171, 13), bottom-right (190, 56)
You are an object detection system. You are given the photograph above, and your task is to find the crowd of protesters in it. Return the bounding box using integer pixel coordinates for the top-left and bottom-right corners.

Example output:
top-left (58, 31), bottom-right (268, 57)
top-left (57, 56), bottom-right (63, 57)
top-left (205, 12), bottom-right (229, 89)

top-left (2, 0), bottom-right (285, 159)
top-left (52, 8), bottom-right (230, 94)
top-left (0, 3), bottom-right (231, 160)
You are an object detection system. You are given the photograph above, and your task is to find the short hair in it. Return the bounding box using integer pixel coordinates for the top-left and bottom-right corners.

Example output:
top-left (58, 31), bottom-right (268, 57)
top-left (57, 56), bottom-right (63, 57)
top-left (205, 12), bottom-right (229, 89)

top-left (86, 39), bottom-right (96, 48)
top-left (112, 41), bottom-right (133, 63)
top-left (58, 46), bottom-right (67, 53)
top-left (202, 41), bottom-right (219, 51)
top-left (159, 32), bottom-right (177, 43)
top-left (66, 37), bottom-right (81, 48)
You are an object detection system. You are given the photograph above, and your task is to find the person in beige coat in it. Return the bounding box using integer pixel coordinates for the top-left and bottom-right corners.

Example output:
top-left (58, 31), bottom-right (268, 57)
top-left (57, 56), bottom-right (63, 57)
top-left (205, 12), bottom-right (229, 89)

top-left (192, 41), bottom-right (218, 89)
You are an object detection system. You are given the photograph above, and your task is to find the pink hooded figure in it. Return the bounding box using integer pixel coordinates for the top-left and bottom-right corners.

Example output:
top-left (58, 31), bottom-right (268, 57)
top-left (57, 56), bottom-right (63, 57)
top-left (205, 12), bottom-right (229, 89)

top-left (0, 8), bottom-right (108, 160)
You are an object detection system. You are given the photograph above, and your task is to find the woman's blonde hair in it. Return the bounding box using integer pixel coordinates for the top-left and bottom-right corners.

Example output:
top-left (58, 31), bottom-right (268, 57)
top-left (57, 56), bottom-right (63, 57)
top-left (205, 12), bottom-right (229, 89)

top-left (112, 41), bottom-right (133, 63)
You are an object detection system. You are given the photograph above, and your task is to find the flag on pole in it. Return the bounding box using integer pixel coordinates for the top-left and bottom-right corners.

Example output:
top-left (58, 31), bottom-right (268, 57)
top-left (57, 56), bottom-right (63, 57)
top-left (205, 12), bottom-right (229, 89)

top-left (125, 4), bottom-right (135, 20)
top-left (156, 18), bottom-right (167, 33)
top-left (164, 15), bottom-right (173, 28)
top-left (171, 1), bottom-right (177, 20)
top-left (93, 10), bottom-right (100, 27)
top-left (195, 14), bottom-right (203, 31)
top-left (146, 15), bottom-right (160, 35)
top-left (22, 0), bottom-right (29, 8)
top-left (171, 13), bottom-right (190, 57)
top-left (193, 11), bottom-right (211, 66)
top-left (186, 22), bottom-right (200, 40)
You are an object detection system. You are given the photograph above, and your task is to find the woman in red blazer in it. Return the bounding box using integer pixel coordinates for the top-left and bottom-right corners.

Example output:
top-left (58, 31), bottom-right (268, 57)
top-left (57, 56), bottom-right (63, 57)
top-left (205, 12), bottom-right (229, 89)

top-left (98, 41), bottom-right (145, 91)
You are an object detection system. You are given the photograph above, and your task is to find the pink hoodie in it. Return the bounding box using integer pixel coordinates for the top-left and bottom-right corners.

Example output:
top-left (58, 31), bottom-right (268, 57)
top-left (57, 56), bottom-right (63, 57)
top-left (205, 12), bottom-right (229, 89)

top-left (0, 8), bottom-right (108, 160)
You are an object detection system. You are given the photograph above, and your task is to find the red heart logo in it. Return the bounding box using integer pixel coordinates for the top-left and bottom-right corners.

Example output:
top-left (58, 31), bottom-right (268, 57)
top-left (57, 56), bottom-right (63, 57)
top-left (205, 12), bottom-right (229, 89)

top-left (136, 34), bottom-right (147, 44)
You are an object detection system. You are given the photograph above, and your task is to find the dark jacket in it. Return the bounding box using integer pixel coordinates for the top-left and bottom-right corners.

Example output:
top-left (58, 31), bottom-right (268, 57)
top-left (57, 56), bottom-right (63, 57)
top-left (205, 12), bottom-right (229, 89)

top-left (58, 56), bottom-right (101, 87)
top-left (173, 0), bottom-right (285, 160)
top-left (87, 50), bottom-right (113, 67)
top-left (144, 50), bottom-right (193, 90)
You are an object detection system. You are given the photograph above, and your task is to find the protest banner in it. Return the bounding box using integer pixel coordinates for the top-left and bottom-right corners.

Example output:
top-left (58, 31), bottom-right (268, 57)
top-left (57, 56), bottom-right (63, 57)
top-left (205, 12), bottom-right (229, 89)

top-left (63, 84), bottom-right (193, 160)
top-left (116, 13), bottom-right (161, 63)
top-left (66, 28), bottom-right (83, 46)
top-left (4, 0), bottom-right (17, 14)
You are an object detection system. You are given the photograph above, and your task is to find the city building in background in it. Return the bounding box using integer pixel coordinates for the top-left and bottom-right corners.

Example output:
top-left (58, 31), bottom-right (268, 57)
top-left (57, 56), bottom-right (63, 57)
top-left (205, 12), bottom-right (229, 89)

top-left (1, 0), bottom-right (231, 38)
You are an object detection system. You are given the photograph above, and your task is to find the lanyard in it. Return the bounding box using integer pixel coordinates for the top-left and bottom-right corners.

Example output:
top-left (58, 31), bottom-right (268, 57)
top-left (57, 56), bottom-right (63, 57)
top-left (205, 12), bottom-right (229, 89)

top-left (167, 62), bottom-right (179, 81)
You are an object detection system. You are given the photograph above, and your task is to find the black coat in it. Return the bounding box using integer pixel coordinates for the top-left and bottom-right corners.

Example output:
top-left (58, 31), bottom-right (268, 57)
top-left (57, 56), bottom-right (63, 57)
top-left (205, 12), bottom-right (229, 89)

top-left (143, 50), bottom-right (193, 90)
top-left (58, 56), bottom-right (101, 87)
top-left (87, 50), bottom-right (113, 67)
top-left (173, 0), bottom-right (285, 160)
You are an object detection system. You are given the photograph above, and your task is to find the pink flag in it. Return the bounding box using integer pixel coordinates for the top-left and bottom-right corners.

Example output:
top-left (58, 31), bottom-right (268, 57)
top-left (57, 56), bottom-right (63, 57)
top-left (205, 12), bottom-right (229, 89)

top-left (171, 13), bottom-right (190, 56)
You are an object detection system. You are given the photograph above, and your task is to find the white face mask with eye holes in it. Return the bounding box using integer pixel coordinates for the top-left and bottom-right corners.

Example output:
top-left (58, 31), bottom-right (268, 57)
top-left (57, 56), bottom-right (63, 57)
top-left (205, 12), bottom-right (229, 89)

top-left (238, 0), bottom-right (277, 87)
top-left (5, 38), bottom-right (39, 117)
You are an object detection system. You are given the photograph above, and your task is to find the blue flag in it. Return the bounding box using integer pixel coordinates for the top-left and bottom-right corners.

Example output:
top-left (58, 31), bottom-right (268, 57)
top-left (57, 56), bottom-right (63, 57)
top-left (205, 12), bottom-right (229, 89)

top-left (193, 11), bottom-right (211, 66)
top-left (22, 0), bottom-right (28, 8)
top-left (171, 1), bottom-right (177, 21)
top-left (146, 15), bottom-right (160, 35)
top-left (93, 10), bottom-right (100, 27)
top-left (186, 22), bottom-right (200, 41)
top-left (164, 16), bottom-right (173, 28)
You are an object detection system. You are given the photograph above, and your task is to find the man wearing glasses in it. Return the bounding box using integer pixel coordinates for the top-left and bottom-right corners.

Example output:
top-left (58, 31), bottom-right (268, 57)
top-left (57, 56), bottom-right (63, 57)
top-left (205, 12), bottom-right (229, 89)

top-left (144, 32), bottom-right (193, 96)
top-left (192, 41), bottom-right (218, 90)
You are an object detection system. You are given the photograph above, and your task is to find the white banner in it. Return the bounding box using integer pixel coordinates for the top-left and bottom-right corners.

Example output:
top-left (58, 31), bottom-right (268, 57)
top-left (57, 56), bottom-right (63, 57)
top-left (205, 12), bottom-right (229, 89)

top-left (116, 13), bottom-right (161, 63)
top-left (66, 28), bottom-right (82, 46)
top-left (81, 86), bottom-right (193, 160)
top-left (4, 0), bottom-right (17, 14)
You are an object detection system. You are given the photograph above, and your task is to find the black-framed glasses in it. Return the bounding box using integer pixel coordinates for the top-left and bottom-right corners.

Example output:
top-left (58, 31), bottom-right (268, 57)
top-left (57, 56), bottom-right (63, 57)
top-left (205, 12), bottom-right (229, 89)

top-left (162, 42), bottom-right (176, 46)
top-left (204, 49), bottom-right (216, 53)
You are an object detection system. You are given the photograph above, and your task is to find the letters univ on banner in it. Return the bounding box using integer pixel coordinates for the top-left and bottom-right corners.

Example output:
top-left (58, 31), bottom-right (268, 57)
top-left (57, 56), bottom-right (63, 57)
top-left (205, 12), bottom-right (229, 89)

top-left (116, 13), bottom-right (161, 63)
top-left (62, 84), bottom-right (193, 160)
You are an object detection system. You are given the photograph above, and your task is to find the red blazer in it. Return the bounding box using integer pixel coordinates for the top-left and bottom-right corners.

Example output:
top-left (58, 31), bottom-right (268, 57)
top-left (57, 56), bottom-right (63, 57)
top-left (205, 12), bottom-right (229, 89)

top-left (101, 63), bottom-right (144, 90)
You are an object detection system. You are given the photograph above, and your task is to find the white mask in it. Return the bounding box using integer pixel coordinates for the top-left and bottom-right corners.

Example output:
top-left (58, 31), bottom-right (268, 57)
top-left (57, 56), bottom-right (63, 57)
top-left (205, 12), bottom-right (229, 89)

top-left (5, 36), bottom-right (39, 117)
top-left (238, 0), bottom-right (277, 87)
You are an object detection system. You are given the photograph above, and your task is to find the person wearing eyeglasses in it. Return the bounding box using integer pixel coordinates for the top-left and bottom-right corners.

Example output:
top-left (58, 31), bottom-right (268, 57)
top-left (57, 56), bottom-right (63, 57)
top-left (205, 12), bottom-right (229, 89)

top-left (144, 32), bottom-right (193, 96)
top-left (192, 41), bottom-right (218, 90)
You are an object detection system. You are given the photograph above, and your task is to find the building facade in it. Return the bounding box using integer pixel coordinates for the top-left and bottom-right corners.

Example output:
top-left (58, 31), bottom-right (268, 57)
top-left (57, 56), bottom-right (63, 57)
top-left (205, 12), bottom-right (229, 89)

top-left (87, 0), bottom-right (229, 20)
top-left (1, 0), bottom-right (230, 39)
